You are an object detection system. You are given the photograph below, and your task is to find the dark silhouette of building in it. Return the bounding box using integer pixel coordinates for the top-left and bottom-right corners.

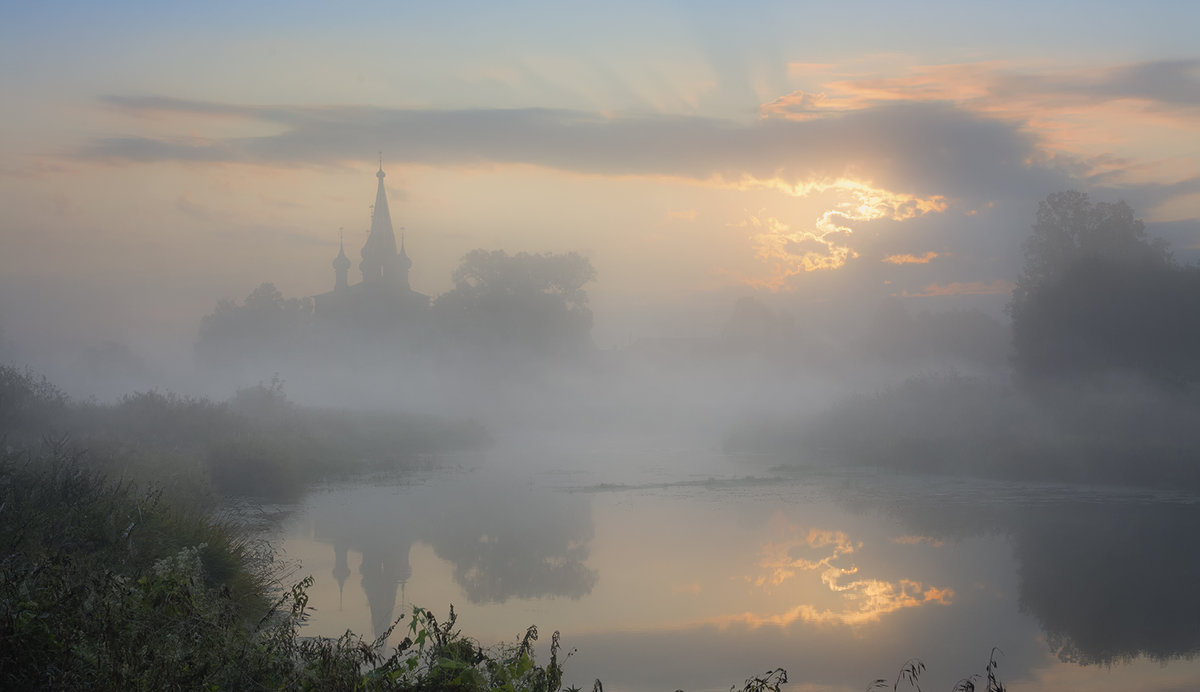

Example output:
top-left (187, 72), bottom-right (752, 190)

top-left (313, 162), bottom-right (429, 336)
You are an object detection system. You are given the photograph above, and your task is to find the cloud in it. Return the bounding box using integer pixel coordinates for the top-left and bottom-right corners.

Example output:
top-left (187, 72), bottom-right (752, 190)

top-left (882, 252), bottom-right (939, 265)
top-left (82, 96), bottom-right (1068, 202)
top-left (78, 83), bottom-right (1198, 294)
top-left (731, 181), bottom-right (948, 289)
top-left (1036, 59), bottom-right (1200, 109)
top-left (764, 59), bottom-right (1200, 188)
top-left (767, 59), bottom-right (1200, 119)
top-left (891, 535), bottom-right (946, 547)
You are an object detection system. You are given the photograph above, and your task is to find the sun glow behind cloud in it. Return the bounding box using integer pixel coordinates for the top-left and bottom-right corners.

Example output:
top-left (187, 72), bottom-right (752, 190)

top-left (882, 251), bottom-right (939, 265)
top-left (732, 179), bottom-right (947, 289)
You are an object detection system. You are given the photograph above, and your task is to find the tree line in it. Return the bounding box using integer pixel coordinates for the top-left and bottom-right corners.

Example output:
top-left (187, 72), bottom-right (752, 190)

top-left (1010, 190), bottom-right (1200, 387)
top-left (195, 249), bottom-right (596, 369)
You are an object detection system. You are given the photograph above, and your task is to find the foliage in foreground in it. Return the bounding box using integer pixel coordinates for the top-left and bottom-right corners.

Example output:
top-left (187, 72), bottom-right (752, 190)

top-left (0, 445), bottom-right (822, 692)
top-left (0, 363), bottom-right (488, 504)
top-left (868, 650), bottom-right (1006, 692)
top-left (0, 446), bottom-right (579, 691)
top-left (1, 365), bottom-right (1010, 690)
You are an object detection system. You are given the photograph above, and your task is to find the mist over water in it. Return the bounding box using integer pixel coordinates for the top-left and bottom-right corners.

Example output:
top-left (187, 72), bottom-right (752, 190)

top-left (7, 182), bottom-right (1200, 690)
top-left (5, 4), bottom-right (1200, 687)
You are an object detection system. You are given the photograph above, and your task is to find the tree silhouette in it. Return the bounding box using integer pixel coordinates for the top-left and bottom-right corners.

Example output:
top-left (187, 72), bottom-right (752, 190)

top-left (1009, 191), bottom-right (1200, 384)
top-left (433, 250), bottom-right (596, 358)
top-left (195, 283), bottom-right (313, 368)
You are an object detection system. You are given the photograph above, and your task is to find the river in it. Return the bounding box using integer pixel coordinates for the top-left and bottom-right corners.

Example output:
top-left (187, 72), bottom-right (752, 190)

top-left (269, 434), bottom-right (1200, 691)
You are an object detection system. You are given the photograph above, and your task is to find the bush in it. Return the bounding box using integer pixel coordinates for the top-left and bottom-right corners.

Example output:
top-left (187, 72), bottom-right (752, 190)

top-left (0, 444), bottom-right (278, 689)
top-left (0, 364), bottom-right (69, 442)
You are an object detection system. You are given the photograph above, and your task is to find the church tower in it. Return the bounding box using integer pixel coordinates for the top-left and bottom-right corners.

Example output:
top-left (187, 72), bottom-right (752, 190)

top-left (312, 158), bottom-right (430, 330)
top-left (359, 160), bottom-right (399, 285)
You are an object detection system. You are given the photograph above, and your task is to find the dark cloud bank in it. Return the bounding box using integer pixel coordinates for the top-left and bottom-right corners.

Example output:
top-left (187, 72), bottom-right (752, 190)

top-left (91, 96), bottom-right (1071, 202)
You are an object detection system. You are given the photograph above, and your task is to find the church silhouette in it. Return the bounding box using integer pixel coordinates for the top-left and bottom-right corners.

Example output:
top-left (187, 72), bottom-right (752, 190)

top-left (313, 161), bottom-right (430, 335)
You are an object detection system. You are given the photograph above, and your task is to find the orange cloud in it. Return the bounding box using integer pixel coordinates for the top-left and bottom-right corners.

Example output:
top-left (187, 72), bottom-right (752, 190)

top-left (923, 586), bottom-right (955, 604)
top-left (733, 179), bottom-right (947, 290)
top-left (882, 251), bottom-right (938, 265)
top-left (762, 62), bottom-right (1001, 121)
top-left (763, 60), bottom-right (1200, 184)
top-left (737, 213), bottom-right (858, 291)
top-left (891, 535), bottom-right (946, 547)
top-left (902, 279), bottom-right (1015, 297)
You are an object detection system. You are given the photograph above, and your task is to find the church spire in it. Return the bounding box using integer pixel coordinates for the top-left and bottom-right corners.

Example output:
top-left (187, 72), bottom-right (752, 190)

top-left (360, 158), bottom-right (398, 284)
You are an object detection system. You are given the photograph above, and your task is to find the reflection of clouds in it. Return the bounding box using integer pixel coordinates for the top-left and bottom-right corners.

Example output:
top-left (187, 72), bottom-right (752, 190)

top-left (754, 525), bottom-right (858, 587)
top-left (740, 514), bottom-right (954, 627)
top-left (839, 478), bottom-right (1200, 667)
top-left (705, 578), bottom-right (952, 629)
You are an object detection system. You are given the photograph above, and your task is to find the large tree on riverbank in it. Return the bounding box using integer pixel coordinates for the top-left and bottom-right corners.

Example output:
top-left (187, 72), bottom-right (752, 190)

top-left (1009, 191), bottom-right (1200, 384)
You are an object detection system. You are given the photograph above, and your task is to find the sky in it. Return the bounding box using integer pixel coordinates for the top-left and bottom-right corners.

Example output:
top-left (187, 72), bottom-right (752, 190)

top-left (2, 0), bottom-right (1199, 359)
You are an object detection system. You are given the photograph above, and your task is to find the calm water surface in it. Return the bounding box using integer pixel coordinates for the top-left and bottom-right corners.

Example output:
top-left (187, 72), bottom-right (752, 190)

top-left (273, 437), bottom-right (1200, 691)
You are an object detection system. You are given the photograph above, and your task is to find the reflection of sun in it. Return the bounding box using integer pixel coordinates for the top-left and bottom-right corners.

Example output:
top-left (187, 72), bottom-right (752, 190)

top-left (726, 513), bottom-right (954, 629)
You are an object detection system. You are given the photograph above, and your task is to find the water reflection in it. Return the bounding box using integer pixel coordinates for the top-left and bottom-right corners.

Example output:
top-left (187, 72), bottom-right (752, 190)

top-left (840, 478), bottom-right (1200, 667)
top-left (281, 458), bottom-right (1200, 690)
top-left (294, 471), bottom-right (597, 640)
top-left (728, 517), bottom-right (954, 628)
top-left (1012, 501), bottom-right (1200, 665)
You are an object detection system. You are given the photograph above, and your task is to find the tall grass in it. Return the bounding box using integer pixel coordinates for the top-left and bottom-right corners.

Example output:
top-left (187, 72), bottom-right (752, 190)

top-left (0, 444), bottom-right (587, 691)
top-left (0, 443), bottom-right (276, 688)
top-left (0, 364), bottom-right (489, 503)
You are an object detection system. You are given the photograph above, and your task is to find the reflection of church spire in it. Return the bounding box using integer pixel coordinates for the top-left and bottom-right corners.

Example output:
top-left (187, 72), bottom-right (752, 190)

top-left (359, 158), bottom-right (398, 285)
top-left (332, 540), bottom-right (351, 610)
top-left (332, 228), bottom-right (351, 291)
top-left (359, 542), bottom-right (412, 644)
top-left (397, 233), bottom-right (411, 290)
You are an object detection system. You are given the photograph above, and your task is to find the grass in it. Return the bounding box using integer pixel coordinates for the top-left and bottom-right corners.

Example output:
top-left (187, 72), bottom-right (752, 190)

top-left (0, 444), bottom-right (810, 690)
top-left (0, 363), bottom-right (1012, 690)
top-left (0, 440), bottom-right (584, 691)
top-left (0, 443), bottom-right (274, 688)
top-left (0, 365), bottom-right (488, 503)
